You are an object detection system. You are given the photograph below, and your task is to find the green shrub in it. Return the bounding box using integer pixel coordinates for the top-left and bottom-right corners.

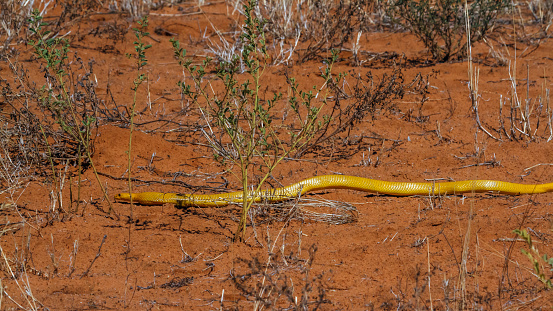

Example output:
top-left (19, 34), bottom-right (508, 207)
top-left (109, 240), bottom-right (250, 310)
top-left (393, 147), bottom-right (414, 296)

top-left (171, 0), bottom-right (338, 240)
top-left (24, 10), bottom-right (112, 215)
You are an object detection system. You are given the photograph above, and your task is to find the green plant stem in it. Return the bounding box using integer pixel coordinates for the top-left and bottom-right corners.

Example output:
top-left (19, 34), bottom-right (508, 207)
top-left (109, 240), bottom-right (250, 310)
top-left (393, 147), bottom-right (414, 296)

top-left (127, 84), bottom-right (138, 220)
top-left (76, 144), bottom-right (81, 214)
top-left (125, 16), bottom-right (151, 221)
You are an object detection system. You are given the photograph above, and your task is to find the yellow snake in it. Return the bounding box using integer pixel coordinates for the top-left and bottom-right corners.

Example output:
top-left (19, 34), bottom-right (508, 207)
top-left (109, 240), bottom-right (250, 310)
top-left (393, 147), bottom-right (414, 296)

top-left (114, 175), bottom-right (553, 207)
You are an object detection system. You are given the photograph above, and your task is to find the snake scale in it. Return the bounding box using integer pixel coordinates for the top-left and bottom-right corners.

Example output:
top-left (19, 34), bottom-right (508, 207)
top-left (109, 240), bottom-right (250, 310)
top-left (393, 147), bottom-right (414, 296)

top-left (114, 175), bottom-right (553, 207)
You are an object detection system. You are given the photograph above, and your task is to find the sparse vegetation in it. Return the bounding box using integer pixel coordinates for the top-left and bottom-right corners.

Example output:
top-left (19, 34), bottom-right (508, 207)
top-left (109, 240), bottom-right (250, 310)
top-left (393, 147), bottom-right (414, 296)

top-left (469, 33), bottom-right (552, 142)
top-left (497, 63), bottom-right (552, 141)
top-left (231, 244), bottom-right (330, 310)
top-left (207, 0), bottom-right (377, 65)
top-left (514, 228), bottom-right (553, 288)
top-left (172, 0), bottom-right (423, 240)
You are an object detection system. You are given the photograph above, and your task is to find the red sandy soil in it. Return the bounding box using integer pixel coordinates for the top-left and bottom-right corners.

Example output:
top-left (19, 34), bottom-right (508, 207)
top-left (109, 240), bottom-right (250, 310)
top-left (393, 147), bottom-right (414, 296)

top-left (1, 2), bottom-right (553, 310)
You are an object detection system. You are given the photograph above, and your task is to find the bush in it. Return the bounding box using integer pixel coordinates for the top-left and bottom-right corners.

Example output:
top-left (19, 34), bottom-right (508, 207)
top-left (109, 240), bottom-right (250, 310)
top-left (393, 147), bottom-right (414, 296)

top-left (388, 0), bottom-right (509, 62)
top-left (172, 0), bottom-right (338, 240)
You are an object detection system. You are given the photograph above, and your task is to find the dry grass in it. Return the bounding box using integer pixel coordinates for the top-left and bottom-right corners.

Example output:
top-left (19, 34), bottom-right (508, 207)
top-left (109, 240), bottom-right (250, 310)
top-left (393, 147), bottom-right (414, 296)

top-left (0, 0), bottom-right (51, 54)
top-left (0, 238), bottom-right (41, 310)
top-left (207, 0), bottom-right (376, 65)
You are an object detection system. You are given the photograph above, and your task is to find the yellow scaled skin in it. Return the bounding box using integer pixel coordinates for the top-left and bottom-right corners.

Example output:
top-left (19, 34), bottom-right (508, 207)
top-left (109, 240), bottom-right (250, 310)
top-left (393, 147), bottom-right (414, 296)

top-left (114, 175), bottom-right (553, 207)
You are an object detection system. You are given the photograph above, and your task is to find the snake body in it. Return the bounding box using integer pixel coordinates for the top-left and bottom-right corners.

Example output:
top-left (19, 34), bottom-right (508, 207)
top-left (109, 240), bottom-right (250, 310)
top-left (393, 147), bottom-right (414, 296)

top-left (114, 175), bottom-right (553, 207)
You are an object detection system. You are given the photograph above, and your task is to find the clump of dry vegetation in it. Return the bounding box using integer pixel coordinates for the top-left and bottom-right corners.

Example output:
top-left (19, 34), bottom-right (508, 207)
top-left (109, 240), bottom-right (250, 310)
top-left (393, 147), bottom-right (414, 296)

top-left (387, 0), bottom-right (510, 61)
top-left (0, 0), bottom-right (38, 54)
top-left (258, 0), bottom-right (374, 63)
top-left (231, 242), bottom-right (329, 310)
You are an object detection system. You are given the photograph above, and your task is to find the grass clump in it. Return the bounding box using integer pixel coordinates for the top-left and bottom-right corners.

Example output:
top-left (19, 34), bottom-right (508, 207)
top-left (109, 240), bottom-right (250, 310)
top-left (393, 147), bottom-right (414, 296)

top-left (213, 0), bottom-right (372, 66)
top-left (231, 244), bottom-right (330, 310)
top-left (0, 0), bottom-right (42, 55)
top-left (387, 0), bottom-right (509, 62)
top-left (261, 0), bottom-right (372, 63)
top-left (527, 0), bottom-right (553, 25)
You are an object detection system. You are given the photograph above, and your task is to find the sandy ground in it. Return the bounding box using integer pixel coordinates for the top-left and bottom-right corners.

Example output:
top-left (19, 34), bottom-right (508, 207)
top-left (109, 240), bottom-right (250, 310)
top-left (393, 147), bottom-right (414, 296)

top-left (1, 1), bottom-right (553, 310)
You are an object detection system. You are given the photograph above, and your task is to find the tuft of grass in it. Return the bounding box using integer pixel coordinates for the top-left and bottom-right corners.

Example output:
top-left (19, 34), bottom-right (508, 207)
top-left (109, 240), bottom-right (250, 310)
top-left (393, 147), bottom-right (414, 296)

top-left (527, 0), bottom-right (553, 25)
top-left (0, 124), bottom-right (28, 201)
top-left (0, 0), bottom-right (48, 55)
top-left (208, 0), bottom-right (374, 66)
top-left (470, 52), bottom-right (551, 142)
top-left (230, 243), bottom-right (330, 310)
top-left (387, 0), bottom-right (509, 62)
top-left (0, 229), bottom-right (41, 311)
top-left (498, 62), bottom-right (551, 141)
top-left (465, 2), bottom-right (551, 143)
top-left (109, 0), bottom-right (191, 19)
top-left (261, 0), bottom-right (372, 63)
